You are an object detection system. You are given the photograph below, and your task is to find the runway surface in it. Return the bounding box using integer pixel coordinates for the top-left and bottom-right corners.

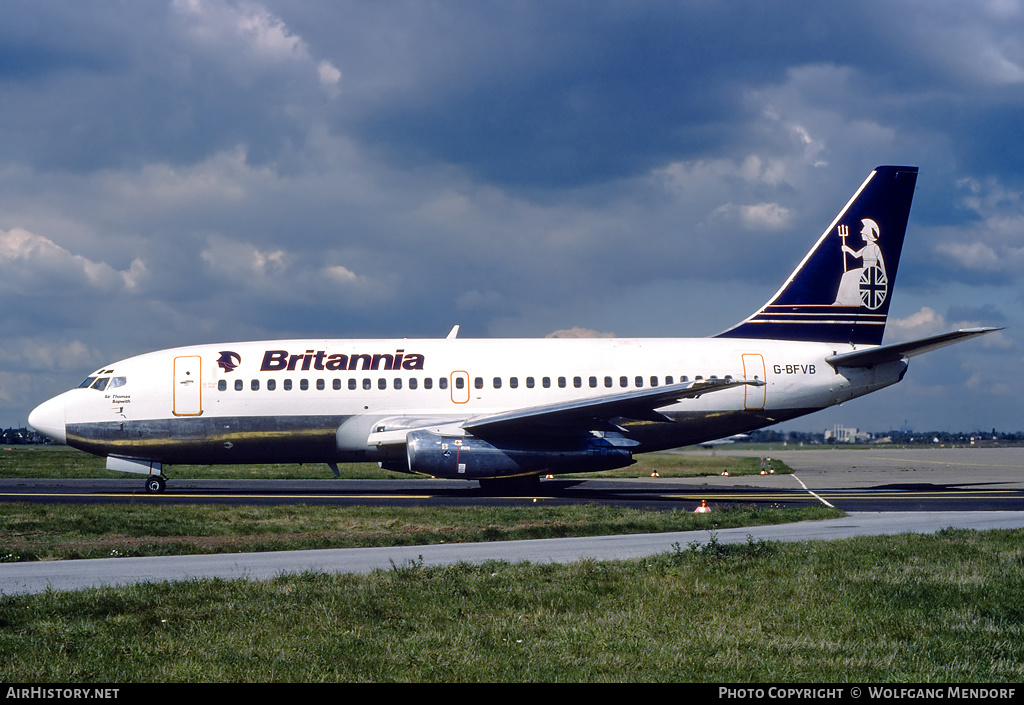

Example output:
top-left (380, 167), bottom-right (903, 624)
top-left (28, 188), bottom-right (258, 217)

top-left (2, 447), bottom-right (1023, 512)
top-left (2, 447), bottom-right (1023, 595)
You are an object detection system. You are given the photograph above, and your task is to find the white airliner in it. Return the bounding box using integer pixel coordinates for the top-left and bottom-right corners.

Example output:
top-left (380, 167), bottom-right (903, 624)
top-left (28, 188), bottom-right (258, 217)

top-left (28, 166), bottom-right (998, 492)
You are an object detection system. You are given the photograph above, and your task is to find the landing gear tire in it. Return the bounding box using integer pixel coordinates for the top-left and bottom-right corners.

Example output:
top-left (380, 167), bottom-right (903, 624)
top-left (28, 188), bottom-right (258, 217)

top-left (145, 475), bottom-right (167, 494)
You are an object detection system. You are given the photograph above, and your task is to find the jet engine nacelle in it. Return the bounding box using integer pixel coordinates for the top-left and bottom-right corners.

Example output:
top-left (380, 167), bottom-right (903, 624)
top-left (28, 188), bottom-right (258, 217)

top-left (398, 430), bottom-right (635, 479)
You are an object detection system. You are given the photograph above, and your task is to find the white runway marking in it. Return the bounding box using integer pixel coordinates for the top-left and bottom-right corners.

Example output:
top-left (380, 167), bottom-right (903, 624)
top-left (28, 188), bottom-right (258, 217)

top-left (793, 474), bottom-right (836, 508)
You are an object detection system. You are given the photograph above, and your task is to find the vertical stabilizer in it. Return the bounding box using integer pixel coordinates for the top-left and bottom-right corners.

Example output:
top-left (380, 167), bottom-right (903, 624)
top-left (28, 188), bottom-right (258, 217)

top-left (716, 165), bottom-right (918, 345)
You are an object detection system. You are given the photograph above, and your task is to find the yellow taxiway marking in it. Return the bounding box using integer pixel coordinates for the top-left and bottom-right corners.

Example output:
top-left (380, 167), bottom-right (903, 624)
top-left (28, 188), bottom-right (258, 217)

top-left (0, 492), bottom-right (435, 500)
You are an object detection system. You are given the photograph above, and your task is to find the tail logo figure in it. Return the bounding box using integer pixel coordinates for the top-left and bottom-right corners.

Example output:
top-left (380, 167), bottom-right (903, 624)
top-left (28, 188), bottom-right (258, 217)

top-left (833, 218), bottom-right (887, 309)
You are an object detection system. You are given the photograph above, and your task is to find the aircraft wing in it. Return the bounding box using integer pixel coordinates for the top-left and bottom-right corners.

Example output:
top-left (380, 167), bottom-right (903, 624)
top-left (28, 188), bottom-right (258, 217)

top-left (364, 377), bottom-right (762, 447)
top-left (825, 327), bottom-right (1002, 369)
top-left (462, 377), bottom-right (762, 438)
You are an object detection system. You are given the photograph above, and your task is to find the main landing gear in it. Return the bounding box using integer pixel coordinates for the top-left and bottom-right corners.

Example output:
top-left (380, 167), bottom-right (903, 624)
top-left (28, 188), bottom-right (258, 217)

top-left (145, 475), bottom-right (167, 493)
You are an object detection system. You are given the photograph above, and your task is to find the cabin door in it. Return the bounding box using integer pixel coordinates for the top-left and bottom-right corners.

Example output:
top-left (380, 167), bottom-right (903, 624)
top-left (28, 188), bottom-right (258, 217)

top-left (173, 355), bottom-right (203, 416)
top-left (741, 354), bottom-right (766, 410)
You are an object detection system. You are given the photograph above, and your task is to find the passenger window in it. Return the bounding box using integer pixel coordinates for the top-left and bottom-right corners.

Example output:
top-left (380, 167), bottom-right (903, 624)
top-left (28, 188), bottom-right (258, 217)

top-left (378, 379), bottom-right (386, 390)
top-left (543, 377), bottom-right (551, 388)
top-left (235, 379), bottom-right (243, 391)
top-left (510, 377), bottom-right (518, 389)
top-left (425, 378), bottom-right (433, 389)
top-left (573, 376), bottom-right (582, 388)
top-left (474, 377), bottom-right (483, 389)
top-left (666, 376), bottom-right (674, 385)
top-left (589, 376), bottom-right (597, 388)
top-left (394, 378), bottom-right (402, 389)
top-left (349, 379), bottom-right (357, 390)
top-left (409, 378), bottom-right (418, 390)
top-left (439, 378), bottom-right (448, 390)
top-left (650, 376), bottom-right (659, 387)
top-left (363, 379), bottom-right (371, 390)
top-left (267, 379), bottom-right (276, 391)
top-left (620, 376), bottom-right (628, 388)
top-left (251, 379), bottom-right (260, 391)
top-left (604, 376), bottom-right (613, 388)
top-left (558, 377), bottom-right (566, 388)
top-left (284, 379), bottom-right (293, 391)
top-left (493, 377), bottom-right (502, 389)
top-left (455, 377), bottom-right (464, 389)
top-left (218, 380), bottom-right (227, 392)
top-left (334, 379), bottom-right (342, 390)
top-left (635, 376), bottom-right (643, 388)
top-left (526, 377), bottom-right (535, 388)
top-left (317, 379), bottom-right (325, 391)
top-left (301, 379), bottom-right (309, 391)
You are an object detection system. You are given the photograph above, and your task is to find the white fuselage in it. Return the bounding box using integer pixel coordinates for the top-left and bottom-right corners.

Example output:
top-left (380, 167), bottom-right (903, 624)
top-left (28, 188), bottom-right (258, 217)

top-left (30, 336), bottom-right (906, 473)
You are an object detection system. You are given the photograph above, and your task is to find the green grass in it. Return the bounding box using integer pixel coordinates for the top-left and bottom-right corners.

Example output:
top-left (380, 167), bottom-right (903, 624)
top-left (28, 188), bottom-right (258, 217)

top-left (0, 503), bottom-right (840, 561)
top-left (0, 446), bottom-right (789, 480)
top-left (2, 527), bottom-right (1022, 682)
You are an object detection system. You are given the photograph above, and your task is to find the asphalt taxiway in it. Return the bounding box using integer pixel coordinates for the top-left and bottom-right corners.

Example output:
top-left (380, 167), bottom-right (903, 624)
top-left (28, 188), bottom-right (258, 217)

top-left (2, 447), bottom-right (1023, 595)
top-left (2, 447), bottom-right (1023, 512)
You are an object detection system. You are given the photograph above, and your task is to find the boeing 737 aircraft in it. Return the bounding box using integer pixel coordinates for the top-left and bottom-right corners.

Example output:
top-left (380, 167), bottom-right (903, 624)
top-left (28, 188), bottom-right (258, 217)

top-left (28, 166), bottom-right (998, 492)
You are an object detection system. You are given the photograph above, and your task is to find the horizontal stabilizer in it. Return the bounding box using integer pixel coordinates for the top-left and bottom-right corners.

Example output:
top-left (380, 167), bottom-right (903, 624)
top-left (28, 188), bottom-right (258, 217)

top-left (826, 328), bottom-right (1002, 369)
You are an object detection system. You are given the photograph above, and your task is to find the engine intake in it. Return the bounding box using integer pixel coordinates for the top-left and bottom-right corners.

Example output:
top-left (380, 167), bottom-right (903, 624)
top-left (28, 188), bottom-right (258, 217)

top-left (402, 430), bottom-right (634, 479)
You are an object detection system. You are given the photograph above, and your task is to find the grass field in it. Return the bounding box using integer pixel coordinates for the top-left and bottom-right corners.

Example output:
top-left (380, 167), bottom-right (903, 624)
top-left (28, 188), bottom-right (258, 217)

top-left (2, 528), bottom-right (1022, 682)
top-left (0, 503), bottom-right (840, 561)
top-left (3, 445), bottom-right (1022, 682)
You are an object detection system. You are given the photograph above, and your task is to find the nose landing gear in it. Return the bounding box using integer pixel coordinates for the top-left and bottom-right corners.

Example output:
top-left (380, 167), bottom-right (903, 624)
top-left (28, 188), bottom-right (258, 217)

top-left (145, 475), bottom-right (167, 493)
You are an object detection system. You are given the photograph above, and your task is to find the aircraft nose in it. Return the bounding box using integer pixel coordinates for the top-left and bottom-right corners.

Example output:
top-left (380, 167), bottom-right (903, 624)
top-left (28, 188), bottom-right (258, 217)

top-left (28, 394), bottom-right (67, 445)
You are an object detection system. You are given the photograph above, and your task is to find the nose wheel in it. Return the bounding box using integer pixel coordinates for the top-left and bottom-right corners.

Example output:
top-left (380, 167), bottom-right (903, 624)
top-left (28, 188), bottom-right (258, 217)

top-left (145, 475), bottom-right (167, 493)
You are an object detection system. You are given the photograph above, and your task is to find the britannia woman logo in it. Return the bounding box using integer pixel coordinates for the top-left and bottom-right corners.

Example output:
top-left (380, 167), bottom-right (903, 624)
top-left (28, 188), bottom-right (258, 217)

top-left (832, 218), bottom-right (887, 309)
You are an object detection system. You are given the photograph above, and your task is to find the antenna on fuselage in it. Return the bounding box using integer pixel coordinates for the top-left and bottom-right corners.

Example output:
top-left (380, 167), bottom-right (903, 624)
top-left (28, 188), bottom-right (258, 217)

top-left (446, 325), bottom-right (460, 339)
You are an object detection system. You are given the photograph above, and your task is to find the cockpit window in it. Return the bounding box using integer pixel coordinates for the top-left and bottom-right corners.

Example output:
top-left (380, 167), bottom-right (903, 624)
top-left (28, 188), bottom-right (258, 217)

top-left (78, 374), bottom-right (127, 391)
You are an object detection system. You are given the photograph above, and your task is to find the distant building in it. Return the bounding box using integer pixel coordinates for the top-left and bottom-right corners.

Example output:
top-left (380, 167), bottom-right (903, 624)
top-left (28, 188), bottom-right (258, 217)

top-left (824, 424), bottom-right (872, 444)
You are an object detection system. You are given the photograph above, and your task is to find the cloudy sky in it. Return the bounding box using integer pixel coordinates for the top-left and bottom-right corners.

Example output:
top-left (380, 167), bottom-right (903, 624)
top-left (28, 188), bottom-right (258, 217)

top-left (3, 0), bottom-right (1023, 434)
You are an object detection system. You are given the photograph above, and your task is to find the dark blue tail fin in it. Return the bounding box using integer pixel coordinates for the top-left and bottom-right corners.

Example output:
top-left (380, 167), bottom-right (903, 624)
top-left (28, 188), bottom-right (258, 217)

top-left (716, 165), bottom-right (918, 346)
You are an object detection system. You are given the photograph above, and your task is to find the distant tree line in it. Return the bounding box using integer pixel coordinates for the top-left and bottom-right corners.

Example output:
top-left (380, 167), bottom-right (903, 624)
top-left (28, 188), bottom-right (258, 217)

top-left (745, 429), bottom-right (1024, 445)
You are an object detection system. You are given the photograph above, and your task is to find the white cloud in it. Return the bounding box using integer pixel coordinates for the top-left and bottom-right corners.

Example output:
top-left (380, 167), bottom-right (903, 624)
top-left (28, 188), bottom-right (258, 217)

top-left (0, 228), bottom-right (146, 292)
top-left (201, 235), bottom-right (287, 280)
top-left (888, 306), bottom-right (949, 340)
top-left (318, 60), bottom-right (342, 95)
top-left (740, 203), bottom-right (792, 230)
top-left (888, 306), bottom-right (1010, 349)
top-left (934, 177), bottom-right (1024, 273)
top-left (174, 0), bottom-right (306, 63)
top-left (171, 0), bottom-right (340, 93)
